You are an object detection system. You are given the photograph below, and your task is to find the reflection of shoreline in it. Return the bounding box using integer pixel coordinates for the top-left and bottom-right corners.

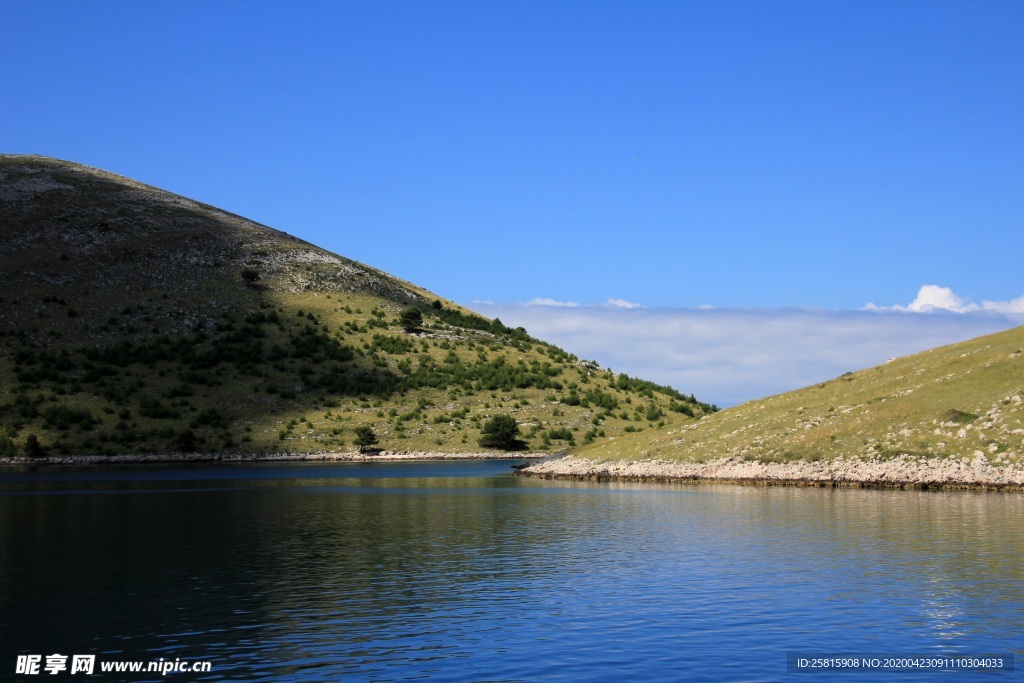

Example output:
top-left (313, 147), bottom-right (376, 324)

top-left (0, 451), bottom-right (548, 466)
top-left (517, 455), bottom-right (1024, 492)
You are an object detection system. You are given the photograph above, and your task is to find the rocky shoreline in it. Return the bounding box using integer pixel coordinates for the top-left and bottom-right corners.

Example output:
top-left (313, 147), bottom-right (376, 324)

top-left (515, 454), bottom-right (1024, 492)
top-left (8, 450), bottom-right (1023, 491)
top-left (0, 451), bottom-right (547, 467)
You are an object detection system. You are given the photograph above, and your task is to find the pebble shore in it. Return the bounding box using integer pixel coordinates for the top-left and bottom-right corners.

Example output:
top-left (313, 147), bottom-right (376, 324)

top-left (0, 451), bottom-right (547, 466)
top-left (517, 454), bottom-right (1024, 491)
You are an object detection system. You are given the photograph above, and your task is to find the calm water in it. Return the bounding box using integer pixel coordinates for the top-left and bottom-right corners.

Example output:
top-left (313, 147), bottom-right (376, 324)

top-left (1, 460), bottom-right (1021, 682)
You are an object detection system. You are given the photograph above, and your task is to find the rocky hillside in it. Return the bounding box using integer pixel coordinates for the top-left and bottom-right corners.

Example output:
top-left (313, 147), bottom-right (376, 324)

top-left (0, 155), bottom-right (714, 458)
top-left (568, 324), bottom-right (1024, 468)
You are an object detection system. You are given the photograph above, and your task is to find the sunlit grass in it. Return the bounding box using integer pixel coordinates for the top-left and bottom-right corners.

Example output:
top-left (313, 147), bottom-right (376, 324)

top-left (572, 326), bottom-right (1024, 466)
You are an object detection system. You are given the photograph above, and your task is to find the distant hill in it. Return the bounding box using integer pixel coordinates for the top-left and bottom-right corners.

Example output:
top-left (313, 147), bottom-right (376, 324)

top-left (570, 324), bottom-right (1024, 468)
top-left (0, 155), bottom-right (714, 458)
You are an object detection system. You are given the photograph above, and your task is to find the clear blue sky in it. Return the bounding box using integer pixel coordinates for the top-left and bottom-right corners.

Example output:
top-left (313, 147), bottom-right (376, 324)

top-left (3, 0), bottom-right (1021, 310)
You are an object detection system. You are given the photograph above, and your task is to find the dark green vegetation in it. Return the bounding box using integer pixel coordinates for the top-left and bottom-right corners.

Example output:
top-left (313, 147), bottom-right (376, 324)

top-left (0, 155), bottom-right (715, 457)
top-left (478, 415), bottom-right (525, 450)
top-left (353, 425), bottom-right (379, 451)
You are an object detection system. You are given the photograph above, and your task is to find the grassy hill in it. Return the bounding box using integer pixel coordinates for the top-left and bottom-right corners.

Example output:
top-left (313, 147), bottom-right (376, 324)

top-left (0, 155), bottom-right (714, 458)
top-left (571, 325), bottom-right (1024, 467)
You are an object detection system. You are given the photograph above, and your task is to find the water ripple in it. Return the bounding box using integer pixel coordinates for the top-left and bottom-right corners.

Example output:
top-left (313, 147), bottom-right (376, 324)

top-left (2, 464), bottom-right (1022, 682)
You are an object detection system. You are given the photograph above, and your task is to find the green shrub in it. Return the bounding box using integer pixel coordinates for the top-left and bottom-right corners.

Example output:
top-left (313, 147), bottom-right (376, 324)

top-left (191, 408), bottom-right (228, 430)
top-left (138, 397), bottom-right (178, 419)
top-left (399, 308), bottom-right (423, 332)
top-left (944, 409), bottom-right (979, 424)
top-left (354, 425), bottom-right (379, 451)
top-left (546, 427), bottom-right (575, 445)
top-left (42, 405), bottom-right (98, 431)
top-left (478, 415), bottom-right (525, 450)
top-left (23, 434), bottom-right (45, 457)
top-left (668, 401), bottom-right (695, 417)
top-left (175, 429), bottom-right (198, 452)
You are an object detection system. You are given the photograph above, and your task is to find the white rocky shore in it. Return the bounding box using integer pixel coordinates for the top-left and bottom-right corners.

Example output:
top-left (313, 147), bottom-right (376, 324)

top-left (517, 454), bottom-right (1024, 491)
top-left (0, 451), bottom-right (546, 466)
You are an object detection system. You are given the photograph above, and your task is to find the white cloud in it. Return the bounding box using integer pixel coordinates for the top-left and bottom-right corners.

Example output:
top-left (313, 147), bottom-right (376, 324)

top-left (605, 298), bottom-right (643, 309)
top-left (906, 284), bottom-right (979, 312)
top-left (983, 293), bottom-right (1024, 314)
top-left (523, 297), bottom-right (580, 308)
top-left (471, 300), bottom-right (1024, 408)
top-left (866, 284), bottom-right (1024, 314)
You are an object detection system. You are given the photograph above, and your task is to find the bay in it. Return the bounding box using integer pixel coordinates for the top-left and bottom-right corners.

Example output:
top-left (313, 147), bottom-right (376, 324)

top-left (1, 460), bottom-right (1021, 682)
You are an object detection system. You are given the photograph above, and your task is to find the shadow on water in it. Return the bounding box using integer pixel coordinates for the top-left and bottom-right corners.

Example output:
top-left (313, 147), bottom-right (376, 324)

top-left (0, 462), bottom-right (549, 667)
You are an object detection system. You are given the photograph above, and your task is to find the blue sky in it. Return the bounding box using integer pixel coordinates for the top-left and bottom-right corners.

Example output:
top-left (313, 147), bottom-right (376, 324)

top-left (3, 1), bottom-right (1022, 405)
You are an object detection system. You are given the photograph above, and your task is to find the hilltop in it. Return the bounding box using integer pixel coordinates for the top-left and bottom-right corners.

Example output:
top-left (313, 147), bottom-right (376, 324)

top-left (0, 155), bottom-right (714, 459)
top-left (522, 325), bottom-right (1024, 489)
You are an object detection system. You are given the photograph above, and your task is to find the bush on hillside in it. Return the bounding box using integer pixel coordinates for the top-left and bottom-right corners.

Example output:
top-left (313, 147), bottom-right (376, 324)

top-left (23, 434), bottom-right (45, 457)
top-left (478, 414), bottom-right (525, 450)
top-left (354, 425), bottom-right (379, 451)
top-left (399, 308), bottom-right (423, 332)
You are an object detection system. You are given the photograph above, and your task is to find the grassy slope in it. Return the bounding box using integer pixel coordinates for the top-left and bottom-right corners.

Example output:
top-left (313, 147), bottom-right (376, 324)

top-left (0, 155), bottom-right (714, 457)
top-left (573, 325), bottom-right (1024, 466)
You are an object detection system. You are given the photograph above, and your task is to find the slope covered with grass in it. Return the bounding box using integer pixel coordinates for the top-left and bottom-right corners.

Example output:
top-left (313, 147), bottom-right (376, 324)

top-left (571, 325), bottom-right (1024, 468)
top-left (0, 155), bottom-right (714, 458)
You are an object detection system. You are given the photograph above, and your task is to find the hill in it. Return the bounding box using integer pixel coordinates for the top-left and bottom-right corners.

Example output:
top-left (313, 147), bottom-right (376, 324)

top-left (0, 155), bottom-right (714, 459)
top-left (522, 325), bottom-right (1024, 489)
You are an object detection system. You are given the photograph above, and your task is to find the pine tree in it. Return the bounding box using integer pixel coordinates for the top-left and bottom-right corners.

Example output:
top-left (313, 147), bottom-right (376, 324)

top-left (399, 308), bottom-right (423, 332)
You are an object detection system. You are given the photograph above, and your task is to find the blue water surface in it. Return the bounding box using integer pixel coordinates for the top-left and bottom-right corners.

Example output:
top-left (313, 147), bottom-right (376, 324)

top-left (1, 460), bottom-right (1020, 682)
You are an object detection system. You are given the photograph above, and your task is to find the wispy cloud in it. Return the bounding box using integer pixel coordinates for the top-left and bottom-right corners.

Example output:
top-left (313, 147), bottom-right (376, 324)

top-left (985, 295), bottom-right (1024, 314)
top-left (605, 298), bottom-right (643, 309)
top-left (521, 297), bottom-right (580, 308)
top-left (473, 289), bottom-right (1024, 408)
